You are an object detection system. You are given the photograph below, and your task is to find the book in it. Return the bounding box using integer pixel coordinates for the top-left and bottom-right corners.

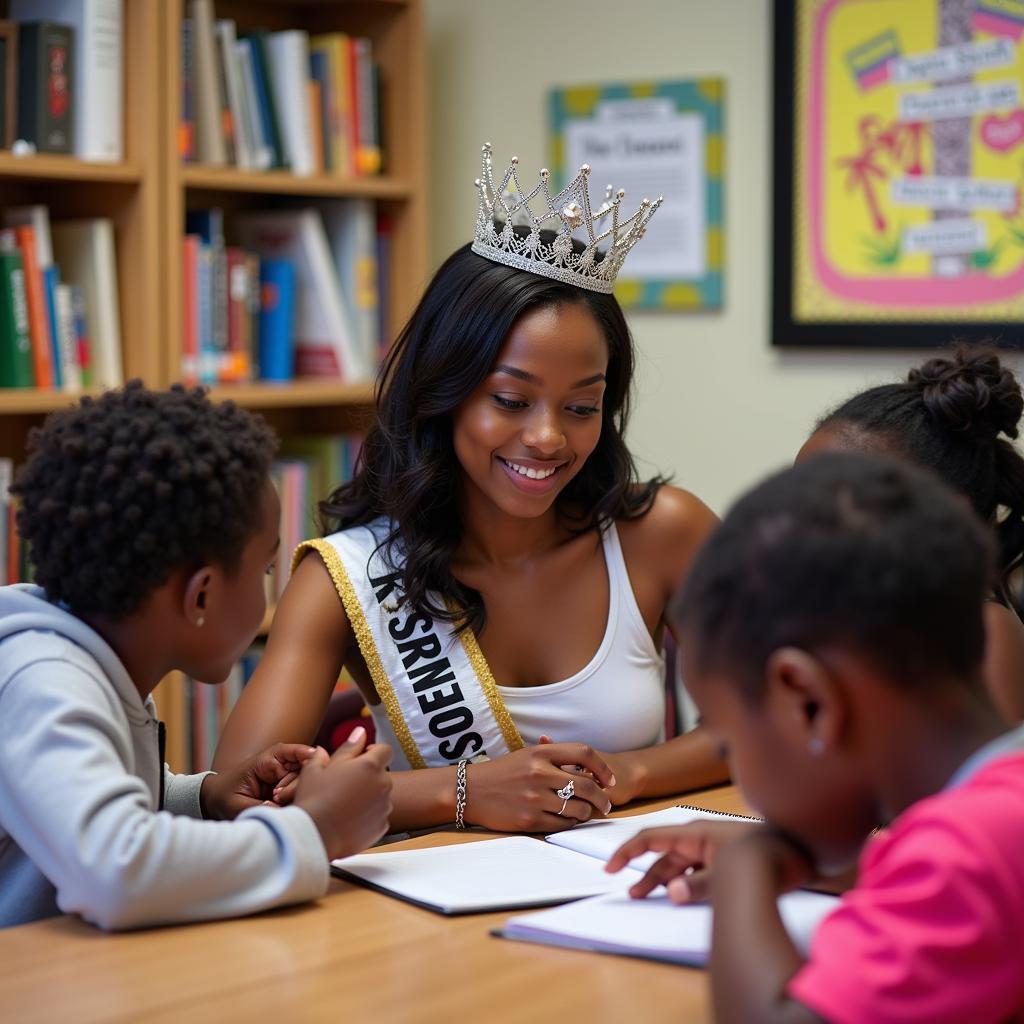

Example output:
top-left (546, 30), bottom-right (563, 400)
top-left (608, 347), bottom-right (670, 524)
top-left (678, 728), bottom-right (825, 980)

top-left (181, 234), bottom-right (200, 384)
top-left (352, 37), bottom-right (380, 176)
top-left (0, 247), bottom-right (33, 388)
top-left (212, 19), bottom-right (236, 167)
top-left (42, 265), bottom-right (63, 388)
top-left (233, 38), bottom-right (272, 171)
top-left (13, 225), bottom-right (55, 389)
top-left (498, 886), bottom-right (839, 968)
top-left (16, 20), bottom-right (74, 154)
top-left (265, 30), bottom-right (316, 177)
top-left (308, 49), bottom-right (332, 173)
top-left (244, 33), bottom-right (285, 170)
top-left (189, 0), bottom-right (225, 166)
top-left (0, 20), bottom-right (16, 150)
top-left (310, 33), bottom-right (353, 177)
top-left (235, 208), bottom-right (367, 380)
top-left (322, 199), bottom-right (379, 373)
top-left (10, 0), bottom-right (122, 162)
top-left (216, 20), bottom-right (249, 170)
top-left (331, 805), bottom-right (783, 917)
top-left (69, 284), bottom-right (90, 386)
top-left (257, 257), bottom-right (294, 382)
top-left (179, 18), bottom-right (194, 161)
top-left (50, 218), bottom-right (122, 388)
top-left (53, 282), bottom-right (81, 390)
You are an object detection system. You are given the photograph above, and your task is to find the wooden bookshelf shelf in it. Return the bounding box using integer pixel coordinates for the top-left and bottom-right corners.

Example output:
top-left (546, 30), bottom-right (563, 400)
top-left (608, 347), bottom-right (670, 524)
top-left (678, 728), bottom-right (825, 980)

top-left (0, 388), bottom-right (105, 414)
top-left (182, 166), bottom-right (414, 199)
top-left (0, 0), bottom-right (424, 771)
top-left (0, 153), bottom-right (144, 185)
top-left (209, 379), bottom-right (376, 408)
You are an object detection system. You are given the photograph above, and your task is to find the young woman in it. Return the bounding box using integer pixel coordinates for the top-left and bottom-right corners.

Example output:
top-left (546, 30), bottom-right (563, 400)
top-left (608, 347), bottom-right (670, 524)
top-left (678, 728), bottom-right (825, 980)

top-left (798, 346), bottom-right (1024, 722)
top-left (609, 453), bottom-right (1024, 1023)
top-left (214, 147), bottom-right (727, 831)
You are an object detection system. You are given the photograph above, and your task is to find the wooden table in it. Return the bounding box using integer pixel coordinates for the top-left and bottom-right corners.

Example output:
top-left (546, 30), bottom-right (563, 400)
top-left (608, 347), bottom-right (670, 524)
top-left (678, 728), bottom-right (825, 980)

top-left (0, 785), bottom-right (745, 1024)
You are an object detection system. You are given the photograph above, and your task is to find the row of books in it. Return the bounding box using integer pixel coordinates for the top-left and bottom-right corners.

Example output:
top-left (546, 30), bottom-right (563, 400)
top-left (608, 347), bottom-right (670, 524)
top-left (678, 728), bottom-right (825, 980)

top-left (0, 460), bottom-right (28, 585)
top-left (183, 202), bottom-right (388, 384)
top-left (0, 205), bottom-right (121, 390)
top-left (1, 2), bottom-right (123, 161)
top-left (268, 435), bottom-right (363, 604)
top-left (181, 645), bottom-right (264, 773)
top-left (182, 1), bottom-right (382, 177)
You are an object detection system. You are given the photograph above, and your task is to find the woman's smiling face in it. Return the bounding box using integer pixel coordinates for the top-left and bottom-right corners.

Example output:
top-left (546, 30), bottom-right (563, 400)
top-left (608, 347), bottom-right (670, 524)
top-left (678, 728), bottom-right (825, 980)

top-left (452, 301), bottom-right (608, 520)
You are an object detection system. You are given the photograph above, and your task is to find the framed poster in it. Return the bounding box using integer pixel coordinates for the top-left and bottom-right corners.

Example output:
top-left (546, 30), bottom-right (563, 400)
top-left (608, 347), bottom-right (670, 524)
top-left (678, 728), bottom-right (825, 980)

top-left (773, 0), bottom-right (1024, 347)
top-left (549, 80), bottom-right (724, 310)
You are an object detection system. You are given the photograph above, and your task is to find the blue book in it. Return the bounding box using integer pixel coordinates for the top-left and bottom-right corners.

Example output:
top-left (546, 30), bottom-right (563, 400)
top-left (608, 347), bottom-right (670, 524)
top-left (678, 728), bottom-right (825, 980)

top-left (42, 265), bottom-right (62, 388)
top-left (258, 259), bottom-right (295, 381)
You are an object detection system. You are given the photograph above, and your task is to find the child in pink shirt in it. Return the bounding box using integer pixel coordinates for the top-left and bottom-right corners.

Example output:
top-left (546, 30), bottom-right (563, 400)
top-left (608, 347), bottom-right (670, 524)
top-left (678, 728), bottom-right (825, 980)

top-left (608, 452), bottom-right (1024, 1023)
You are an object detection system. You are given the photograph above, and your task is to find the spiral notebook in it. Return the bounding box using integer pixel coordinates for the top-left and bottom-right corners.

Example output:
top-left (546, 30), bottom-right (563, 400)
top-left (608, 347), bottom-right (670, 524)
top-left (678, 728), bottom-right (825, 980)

top-left (495, 887), bottom-right (840, 967)
top-left (330, 804), bottom-right (757, 916)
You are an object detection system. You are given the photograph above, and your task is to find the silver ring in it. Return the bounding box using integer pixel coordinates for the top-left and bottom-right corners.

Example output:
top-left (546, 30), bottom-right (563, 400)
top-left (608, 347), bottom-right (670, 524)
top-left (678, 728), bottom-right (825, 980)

top-left (558, 797), bottom-right (571, 816)
top-left (555, 779), bottom-right (575, 801)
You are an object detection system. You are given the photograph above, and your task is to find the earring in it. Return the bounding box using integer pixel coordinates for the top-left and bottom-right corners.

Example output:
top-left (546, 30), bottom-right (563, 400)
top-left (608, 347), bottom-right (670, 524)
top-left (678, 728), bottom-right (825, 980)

top-left (196, 615), bottom-right (205, 628)
top-left (808, 737), bottom-right (824, 756)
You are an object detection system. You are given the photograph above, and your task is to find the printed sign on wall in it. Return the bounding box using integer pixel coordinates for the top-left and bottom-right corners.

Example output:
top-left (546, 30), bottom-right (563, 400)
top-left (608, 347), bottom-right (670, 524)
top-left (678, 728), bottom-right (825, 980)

top-left (550, 80), bottom-right (724, 311)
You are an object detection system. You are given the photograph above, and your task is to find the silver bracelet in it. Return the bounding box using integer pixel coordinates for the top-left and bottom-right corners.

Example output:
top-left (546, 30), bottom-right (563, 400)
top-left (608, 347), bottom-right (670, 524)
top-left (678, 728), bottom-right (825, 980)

top-left (455, 758), bottom-right (469, 829)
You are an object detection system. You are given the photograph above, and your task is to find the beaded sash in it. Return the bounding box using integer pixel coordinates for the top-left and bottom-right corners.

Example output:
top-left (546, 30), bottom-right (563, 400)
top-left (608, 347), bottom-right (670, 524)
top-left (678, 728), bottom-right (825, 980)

top-left (293, 520), bottom-right (524, 769)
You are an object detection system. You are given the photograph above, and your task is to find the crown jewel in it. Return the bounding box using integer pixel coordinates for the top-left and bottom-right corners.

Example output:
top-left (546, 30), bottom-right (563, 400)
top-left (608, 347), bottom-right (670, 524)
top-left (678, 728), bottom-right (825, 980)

top-left (471, 143), bottom-right (663, 294)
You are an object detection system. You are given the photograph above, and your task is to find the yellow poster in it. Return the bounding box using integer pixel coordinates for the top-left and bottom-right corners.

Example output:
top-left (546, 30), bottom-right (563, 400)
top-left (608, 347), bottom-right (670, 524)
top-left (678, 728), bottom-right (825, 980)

top-left (793, 0), bottom-right (1024, 324)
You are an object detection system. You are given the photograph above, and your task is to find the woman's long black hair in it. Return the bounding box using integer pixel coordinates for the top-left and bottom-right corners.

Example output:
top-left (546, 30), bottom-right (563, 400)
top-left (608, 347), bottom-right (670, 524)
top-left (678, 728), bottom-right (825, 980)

top-left (817, 344), bottom-right (1024, 609)
top-left (320, 239), bottom-right (664, 634)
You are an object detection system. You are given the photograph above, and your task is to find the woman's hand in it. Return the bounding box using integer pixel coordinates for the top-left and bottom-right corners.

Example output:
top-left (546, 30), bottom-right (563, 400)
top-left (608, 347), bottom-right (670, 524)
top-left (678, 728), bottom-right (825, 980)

top-left (464, 742), bottom-right (616, 832)
top-left (595, 750), bottom-right (647, 806)
top-left (606, 821), bottom-right (814, 903)
top-left (200, 742), bottom-right (323, 820)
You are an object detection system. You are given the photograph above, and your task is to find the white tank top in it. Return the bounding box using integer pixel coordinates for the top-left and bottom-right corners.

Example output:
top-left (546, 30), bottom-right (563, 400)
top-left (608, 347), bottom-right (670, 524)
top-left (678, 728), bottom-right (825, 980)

top-left (367, 523), bottom-right (666, 769)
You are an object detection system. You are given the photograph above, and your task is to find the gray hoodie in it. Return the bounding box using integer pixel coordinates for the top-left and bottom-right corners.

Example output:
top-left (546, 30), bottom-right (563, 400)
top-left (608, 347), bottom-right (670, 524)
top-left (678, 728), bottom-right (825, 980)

top-left (0, 585), bottom-right (328, 930)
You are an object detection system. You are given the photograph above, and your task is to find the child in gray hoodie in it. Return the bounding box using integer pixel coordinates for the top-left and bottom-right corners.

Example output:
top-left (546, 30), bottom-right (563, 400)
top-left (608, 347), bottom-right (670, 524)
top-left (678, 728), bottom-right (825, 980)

top-left (0, 382), bottom-right (392, 930)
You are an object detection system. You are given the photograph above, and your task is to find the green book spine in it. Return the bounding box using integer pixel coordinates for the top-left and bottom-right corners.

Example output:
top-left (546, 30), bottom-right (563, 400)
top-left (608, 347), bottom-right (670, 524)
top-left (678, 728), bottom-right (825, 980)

top-left (0, 251), bottom-right (35, 388)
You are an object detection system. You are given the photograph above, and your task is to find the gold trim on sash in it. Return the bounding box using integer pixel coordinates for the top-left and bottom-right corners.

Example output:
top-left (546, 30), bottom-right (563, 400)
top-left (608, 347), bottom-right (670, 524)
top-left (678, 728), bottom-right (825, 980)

top-left (292, 539), bottom-right (427, 770)
top-left (458, 630), bottom-right (524, 753)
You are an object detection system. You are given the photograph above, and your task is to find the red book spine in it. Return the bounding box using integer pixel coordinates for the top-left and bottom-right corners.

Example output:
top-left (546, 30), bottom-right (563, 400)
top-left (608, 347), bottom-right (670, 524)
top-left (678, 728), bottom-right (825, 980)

top-left (14, 226), bottom-right (54, 388)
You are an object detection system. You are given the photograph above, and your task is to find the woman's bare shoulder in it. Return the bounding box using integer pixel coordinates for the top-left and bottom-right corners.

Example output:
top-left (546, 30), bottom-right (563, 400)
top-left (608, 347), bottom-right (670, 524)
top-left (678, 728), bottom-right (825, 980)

top-left (617, 484), bottom-right (719, 596)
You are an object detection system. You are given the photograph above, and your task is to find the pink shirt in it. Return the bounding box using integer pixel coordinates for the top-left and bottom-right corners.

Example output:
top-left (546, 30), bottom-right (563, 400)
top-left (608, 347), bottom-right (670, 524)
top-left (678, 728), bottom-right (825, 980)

top-left (789, 750), bottom-right (1024, 1024)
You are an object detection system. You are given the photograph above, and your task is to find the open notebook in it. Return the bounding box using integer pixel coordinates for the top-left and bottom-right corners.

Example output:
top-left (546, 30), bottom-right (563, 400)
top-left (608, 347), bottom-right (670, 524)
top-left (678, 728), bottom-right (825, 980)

top-left (495, 887), bottom-right (839, 967)
top-left (331, 804), bottom-right (762, 916)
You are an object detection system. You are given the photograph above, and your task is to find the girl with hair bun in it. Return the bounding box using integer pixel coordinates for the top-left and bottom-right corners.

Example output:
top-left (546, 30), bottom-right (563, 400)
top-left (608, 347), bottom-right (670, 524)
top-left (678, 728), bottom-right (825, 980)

top-left (798, 346), bottom-right (1024, 721)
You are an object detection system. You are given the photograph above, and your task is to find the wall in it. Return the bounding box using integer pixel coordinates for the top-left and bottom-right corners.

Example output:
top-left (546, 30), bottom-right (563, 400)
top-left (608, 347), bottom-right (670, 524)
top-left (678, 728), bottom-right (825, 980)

top-left (424, 0), bottom-right (997, 513)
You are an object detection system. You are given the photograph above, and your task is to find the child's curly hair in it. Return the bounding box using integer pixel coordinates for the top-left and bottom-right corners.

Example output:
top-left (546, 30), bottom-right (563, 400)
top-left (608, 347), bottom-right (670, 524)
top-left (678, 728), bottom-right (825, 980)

top-left (12, 380), bottom-right (277, 619)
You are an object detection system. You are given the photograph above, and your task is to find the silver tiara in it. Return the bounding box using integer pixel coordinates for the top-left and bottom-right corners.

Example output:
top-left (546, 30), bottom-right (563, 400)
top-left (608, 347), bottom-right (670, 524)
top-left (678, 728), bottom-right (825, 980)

top-left (471, 143), bottom-right (663, 294)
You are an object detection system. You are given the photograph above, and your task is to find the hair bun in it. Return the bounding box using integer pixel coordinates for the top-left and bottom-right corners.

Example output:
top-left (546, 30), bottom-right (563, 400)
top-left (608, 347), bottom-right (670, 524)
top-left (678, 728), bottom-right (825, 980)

top-left (907, 346), bottom-right (1023, 443)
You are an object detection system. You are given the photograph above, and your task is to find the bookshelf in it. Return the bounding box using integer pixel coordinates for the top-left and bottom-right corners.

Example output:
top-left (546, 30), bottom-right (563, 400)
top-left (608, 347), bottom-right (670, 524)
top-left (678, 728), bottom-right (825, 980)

top-left (0, 0), bottom-right (428, 771)
top-left (0, 0), bottom-right (162, 454)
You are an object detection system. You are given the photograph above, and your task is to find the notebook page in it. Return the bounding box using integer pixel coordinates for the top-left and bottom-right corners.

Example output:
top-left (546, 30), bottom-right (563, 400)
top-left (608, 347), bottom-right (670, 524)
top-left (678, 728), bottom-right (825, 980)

top-left (545, 805), bottom-right (758, 872)
top-left (332, 836), bottom-right (644, 914)
top-left (501, 888), bottom-right (840, 965)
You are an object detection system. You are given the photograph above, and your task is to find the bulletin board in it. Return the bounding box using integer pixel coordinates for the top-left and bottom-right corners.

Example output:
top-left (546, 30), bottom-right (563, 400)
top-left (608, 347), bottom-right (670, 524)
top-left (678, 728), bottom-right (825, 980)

top-left (773, 0), bottom-right (1024, 347)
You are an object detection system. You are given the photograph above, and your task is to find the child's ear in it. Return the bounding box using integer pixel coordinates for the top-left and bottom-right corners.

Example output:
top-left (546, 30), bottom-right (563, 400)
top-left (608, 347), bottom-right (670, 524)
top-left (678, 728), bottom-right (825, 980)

top-left (183, 566), bottom-right (214, 628)
top-left (764, 647), bottom-right (847, 757)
